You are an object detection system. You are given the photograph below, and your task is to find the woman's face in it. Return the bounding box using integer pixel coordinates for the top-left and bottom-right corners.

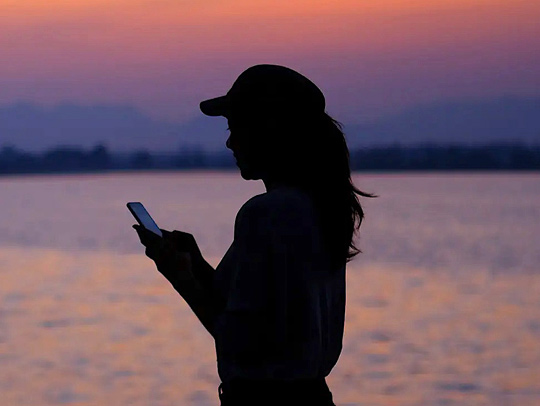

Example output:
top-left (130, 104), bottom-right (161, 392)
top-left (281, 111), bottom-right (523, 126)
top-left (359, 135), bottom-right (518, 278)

top-left (226, 115), bottom-right (272, 180)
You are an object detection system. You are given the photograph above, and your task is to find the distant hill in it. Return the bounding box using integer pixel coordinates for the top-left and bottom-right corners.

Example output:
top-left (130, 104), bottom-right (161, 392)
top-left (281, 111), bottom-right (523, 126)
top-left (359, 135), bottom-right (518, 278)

top-left (346, 96), bottom-right (540, 147)
top-left (0, 103), bottom-right (182, 152)
top-left (0, 97), bottom-right (539, 152)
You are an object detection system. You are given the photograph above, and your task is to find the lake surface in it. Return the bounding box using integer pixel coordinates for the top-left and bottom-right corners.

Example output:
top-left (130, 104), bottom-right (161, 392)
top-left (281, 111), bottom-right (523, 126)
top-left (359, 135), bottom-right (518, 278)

top-left (1, 172), bottom-right (539, 405)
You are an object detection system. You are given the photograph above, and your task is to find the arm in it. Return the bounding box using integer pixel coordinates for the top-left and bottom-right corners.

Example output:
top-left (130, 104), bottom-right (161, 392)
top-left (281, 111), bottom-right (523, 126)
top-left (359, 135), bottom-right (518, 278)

top-left (168, 264), bottom-right (217, 338)
top-left (188, 250), bottom-right (216, 295)
top-left (216, 198), bottom-right (292, 362)
top-left (133, 225), bottom-right (218, 338)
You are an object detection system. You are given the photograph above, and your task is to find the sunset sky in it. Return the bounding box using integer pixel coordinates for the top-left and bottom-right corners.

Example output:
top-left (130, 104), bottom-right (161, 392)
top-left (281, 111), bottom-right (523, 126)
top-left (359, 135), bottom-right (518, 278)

top-left (1, 0), bottom-right (539, 123)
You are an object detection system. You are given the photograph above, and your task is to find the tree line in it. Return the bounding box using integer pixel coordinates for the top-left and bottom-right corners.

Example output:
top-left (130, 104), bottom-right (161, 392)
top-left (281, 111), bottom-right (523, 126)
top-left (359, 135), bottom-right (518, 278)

top-left (1, 143), bottom-right (539, 175)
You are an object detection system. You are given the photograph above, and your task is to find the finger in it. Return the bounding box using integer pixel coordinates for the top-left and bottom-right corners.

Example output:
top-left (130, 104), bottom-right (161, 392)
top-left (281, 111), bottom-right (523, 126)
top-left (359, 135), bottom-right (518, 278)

top-left (169, 230), bottom-right (198, 253)
top-left (133, 225), bottom-right (151, 245)
top-left (160, 229), bottom-right (173, 238)
top-left (145, 247), bottom-right (163, 262)
top-left (134, 224), bottom-right (159, 240)
top-left (146, 240), bottom-right (176, 264)
top-left (134, 225), bottom-right (162, 247)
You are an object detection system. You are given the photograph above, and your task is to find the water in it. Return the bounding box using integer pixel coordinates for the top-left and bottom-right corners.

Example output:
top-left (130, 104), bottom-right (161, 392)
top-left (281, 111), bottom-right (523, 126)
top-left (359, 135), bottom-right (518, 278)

top-left (1, 172), bottom-right (539, 405)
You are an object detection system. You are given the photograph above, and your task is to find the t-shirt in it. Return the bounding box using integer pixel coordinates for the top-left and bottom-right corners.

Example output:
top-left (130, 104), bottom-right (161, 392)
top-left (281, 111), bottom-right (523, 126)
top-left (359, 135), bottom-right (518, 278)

top-left (212, 186), bottom-right (346, 383)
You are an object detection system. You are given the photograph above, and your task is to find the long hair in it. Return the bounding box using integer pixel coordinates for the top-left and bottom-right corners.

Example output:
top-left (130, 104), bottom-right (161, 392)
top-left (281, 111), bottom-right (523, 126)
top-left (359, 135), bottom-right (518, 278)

top-left (263, 110), bottom-right (375, 269)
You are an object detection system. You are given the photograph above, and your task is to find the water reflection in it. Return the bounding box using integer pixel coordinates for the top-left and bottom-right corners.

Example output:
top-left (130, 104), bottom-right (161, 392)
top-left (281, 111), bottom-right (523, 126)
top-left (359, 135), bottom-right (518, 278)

top-left (1, 172), bottom-right (539, 405)
top-left (0, 247), bottom-right (539, 405)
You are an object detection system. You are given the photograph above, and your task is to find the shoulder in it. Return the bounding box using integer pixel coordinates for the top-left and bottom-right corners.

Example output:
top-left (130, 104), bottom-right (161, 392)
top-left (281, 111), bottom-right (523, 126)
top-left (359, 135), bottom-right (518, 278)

top-left (234, 188), bottom-right (318, 244)
top-left (238, 187), bottom-right (315, 223)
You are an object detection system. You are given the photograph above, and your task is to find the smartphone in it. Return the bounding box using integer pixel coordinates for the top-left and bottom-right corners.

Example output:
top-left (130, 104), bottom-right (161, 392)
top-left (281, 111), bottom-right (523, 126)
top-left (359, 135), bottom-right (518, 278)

top-left (127, 202), bottom-right (163, 237)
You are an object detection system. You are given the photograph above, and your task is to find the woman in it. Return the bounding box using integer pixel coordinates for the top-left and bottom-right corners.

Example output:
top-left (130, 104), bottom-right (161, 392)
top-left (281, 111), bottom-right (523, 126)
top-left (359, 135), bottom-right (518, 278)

top-left (134, 64), bottom-right (372, 406)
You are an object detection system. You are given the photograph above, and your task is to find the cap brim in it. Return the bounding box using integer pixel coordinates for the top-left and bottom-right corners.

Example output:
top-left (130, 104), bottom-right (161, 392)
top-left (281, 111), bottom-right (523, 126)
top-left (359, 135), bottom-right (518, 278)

top-left (200, 95), bottom-right (230, 117)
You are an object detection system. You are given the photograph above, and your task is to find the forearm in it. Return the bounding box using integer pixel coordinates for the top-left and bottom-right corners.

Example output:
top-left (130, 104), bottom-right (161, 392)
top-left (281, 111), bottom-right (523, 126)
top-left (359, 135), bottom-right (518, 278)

top-left (139, 227), bottom-right (219, 337)
top-left (191, 257), bottom-right (216, 294)
top-left (171, 274), bottom-right (217, 338)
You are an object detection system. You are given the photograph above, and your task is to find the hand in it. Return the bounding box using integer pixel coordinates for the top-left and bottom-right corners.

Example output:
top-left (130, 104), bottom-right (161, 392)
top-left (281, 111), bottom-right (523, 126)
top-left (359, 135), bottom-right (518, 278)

top-left (161, 229), bottom-right (205, 267)
top-left (133, 225), bottom-right (194, 286)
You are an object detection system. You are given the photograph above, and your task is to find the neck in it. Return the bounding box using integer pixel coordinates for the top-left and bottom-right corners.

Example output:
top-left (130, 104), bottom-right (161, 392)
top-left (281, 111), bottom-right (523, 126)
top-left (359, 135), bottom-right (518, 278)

top-left (263, 177), bottom-right (288, 192)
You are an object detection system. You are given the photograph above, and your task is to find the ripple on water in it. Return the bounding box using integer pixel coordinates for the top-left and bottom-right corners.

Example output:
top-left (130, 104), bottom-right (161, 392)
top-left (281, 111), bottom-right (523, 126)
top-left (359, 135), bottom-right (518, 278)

top-left (108, 323), bottom-right (150, 341)
top-left (383, 383), bottom-right (405, 395)
top-left (40, 319), bottom-right (72, 328)
top-left (112, 369), bottom-right (136, 378)
top-left (360, 297), bottom-right (388, 308)
top-left (435, 382), bottom-right (481, 392)
top-left (44, 387), bottom-right (90, 404)
top-left (40, 317), bottom-right (99, 329)
top-left (367, 330), bottom-right (394, 342)
top-left (188, 389), bottom-right (213, 406)
top-left (364, 353), bottom-right (389, 365)
top-left (527, 320), bottom-right (540, 335)
top-left (364, 370), bottom-right (392, 380)
top-left (3, 292), bottom-right (26, 304)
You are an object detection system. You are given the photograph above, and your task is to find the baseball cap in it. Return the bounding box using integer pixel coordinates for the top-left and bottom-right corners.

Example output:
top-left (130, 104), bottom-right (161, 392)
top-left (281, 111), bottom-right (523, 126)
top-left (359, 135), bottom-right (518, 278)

top-left (200, 64), bottom-right (325, 118)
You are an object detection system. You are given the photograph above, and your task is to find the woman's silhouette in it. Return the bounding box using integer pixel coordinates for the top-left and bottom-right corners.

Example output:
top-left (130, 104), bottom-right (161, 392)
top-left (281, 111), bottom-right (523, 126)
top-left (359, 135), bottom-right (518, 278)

top-left (134, 64), bottom-right (373, 406)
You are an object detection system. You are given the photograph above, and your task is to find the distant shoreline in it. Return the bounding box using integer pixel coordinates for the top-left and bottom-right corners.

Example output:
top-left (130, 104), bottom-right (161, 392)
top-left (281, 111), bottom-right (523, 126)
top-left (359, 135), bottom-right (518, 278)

top-left (1, 144), bottom-right (539, 176)
top-left (1, 168), bottom-right (539, 180)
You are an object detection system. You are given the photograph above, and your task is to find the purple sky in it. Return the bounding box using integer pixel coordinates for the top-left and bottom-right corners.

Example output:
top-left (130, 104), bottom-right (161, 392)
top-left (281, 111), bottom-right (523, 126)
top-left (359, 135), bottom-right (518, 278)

top-left (0, 0), bottom-right (539, 124)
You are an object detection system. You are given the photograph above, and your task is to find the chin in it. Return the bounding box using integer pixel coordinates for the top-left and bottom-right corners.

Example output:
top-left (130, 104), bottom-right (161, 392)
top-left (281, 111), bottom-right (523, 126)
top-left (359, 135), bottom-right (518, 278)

top-left (238, 164), bottom-right (262, 181)
top-left (239, 169), bottom-right (260, 181)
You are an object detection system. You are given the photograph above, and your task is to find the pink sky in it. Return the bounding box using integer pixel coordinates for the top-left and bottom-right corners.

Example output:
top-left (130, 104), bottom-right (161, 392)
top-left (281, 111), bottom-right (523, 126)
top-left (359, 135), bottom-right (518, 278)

top-left (1, 0), bottom-right (539, 123)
